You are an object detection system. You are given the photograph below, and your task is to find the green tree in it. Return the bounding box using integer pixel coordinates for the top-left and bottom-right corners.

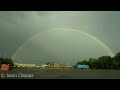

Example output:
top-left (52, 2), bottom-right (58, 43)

top-left (88, 58), bottom-right (97, 69)
top-left (112, 52), bottom-right (120, 69)
top-left (97, 56), bottom-right (112, 69)
top-left (76, 52), bottom-right (120, 70)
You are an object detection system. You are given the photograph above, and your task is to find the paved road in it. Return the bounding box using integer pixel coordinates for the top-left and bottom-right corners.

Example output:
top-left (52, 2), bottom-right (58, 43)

top-left (0, 68), bottom-right (120, 79)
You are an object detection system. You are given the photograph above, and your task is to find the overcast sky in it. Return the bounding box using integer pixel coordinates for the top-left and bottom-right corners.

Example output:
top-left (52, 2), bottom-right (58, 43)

top-left (0, 11), bottom-right (120, 65)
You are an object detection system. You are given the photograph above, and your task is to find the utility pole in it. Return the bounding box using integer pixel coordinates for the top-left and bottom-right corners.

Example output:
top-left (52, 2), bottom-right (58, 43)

top-left (4, 51), bottom-right (7, 59)
top-left (0, 50), bottom-right (1, 56)
top-left (68, 61), bottom-right (69, 66)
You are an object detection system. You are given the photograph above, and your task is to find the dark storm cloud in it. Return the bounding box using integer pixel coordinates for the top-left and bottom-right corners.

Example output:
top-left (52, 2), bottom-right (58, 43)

top-left (0, 11), bottom-right (50, 57)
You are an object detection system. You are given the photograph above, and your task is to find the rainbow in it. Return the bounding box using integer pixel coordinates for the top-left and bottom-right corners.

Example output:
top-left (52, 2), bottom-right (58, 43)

top-left (11, 28), bottom-right (115, 60)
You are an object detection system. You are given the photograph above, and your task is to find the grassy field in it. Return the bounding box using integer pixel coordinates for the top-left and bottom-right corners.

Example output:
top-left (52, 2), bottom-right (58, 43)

top-left (0, 67), bottom-right (120, 79)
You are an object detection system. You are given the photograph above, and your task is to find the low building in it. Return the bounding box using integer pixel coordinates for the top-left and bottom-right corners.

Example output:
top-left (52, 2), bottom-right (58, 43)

top-left (46, 63), bottom-right (70, 68)
top-left (14, 63), bottom-right (47, 68)
top-left (14, 63), bottom-right (36, 68)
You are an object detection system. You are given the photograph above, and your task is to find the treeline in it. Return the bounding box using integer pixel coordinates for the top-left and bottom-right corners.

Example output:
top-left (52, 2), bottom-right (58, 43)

top-left (0, 57), bottom-right (14, 70)
top-left (77, 52), bottom-right (120, 70)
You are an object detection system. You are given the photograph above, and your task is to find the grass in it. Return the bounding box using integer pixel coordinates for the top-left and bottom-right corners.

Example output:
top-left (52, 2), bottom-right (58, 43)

top-left (0, 67), bottom-right (120, 79)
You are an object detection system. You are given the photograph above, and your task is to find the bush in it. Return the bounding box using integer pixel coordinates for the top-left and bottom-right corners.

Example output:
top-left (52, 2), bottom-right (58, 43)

top-left (0, 57), bottom-right (14, 70)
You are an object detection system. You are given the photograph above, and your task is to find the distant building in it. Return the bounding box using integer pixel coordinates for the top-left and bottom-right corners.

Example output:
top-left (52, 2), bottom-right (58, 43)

top-left (46, 63), bottom-right (72, 68)
top-left (14, 63), bottom-right (72, 69)
top-left (14, 63), bottom-right (36, 68)
top-left (35, 64), bottom-right (47, 68)
top-left (14, 63), bottom-right (47, 68)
